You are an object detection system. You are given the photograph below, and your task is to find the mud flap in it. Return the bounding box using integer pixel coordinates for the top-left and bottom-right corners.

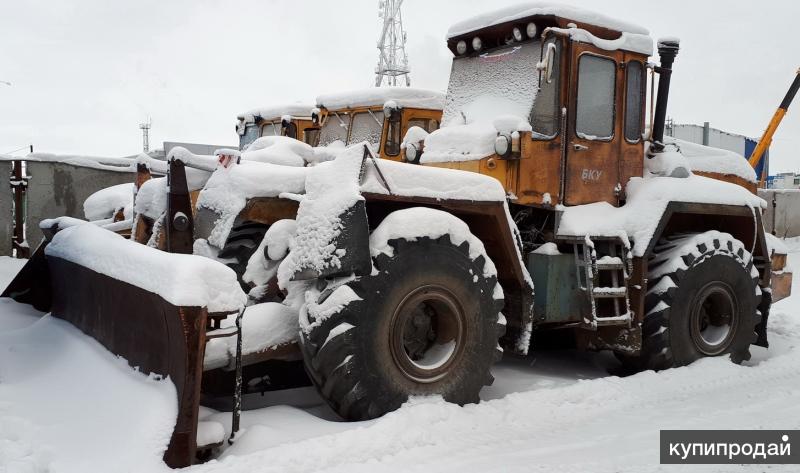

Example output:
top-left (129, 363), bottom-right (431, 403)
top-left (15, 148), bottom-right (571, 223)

top-left (293, 200), bottom-right (372, 280)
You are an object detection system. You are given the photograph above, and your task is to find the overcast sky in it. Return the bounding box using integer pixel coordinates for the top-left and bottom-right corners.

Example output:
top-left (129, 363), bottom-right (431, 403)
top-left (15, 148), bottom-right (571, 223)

top-left (1, 0), bottom-right (798, 172)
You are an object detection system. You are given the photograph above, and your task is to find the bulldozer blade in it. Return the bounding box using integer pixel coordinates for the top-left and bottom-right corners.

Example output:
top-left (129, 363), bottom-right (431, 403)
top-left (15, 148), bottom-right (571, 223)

top-left (1, 241), bottom-right (52, 312)
top-left (3, 241), bottom-right (210, 468)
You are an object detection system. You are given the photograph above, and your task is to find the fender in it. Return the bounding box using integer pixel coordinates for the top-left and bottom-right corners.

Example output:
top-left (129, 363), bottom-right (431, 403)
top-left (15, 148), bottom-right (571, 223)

top-left (643, 201), bottom-right (770, 281)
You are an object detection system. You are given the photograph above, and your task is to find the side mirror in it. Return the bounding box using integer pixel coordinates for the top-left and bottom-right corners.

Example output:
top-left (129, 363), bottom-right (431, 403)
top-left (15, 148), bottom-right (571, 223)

top-left (543, 42), bottom-right (557, 84)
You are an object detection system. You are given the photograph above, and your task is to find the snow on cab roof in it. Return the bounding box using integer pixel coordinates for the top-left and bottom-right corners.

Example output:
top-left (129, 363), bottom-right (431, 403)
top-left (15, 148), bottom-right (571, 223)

top-left (316, 87), bottom-right (445, 111)
top-left (447, 2), bottom-right (650, 39)
top-left (238, 102), bottom-right (314, 123)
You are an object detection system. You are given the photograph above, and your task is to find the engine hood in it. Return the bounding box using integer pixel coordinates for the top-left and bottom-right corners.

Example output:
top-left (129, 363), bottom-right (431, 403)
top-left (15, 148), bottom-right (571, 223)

top-left (421, 114), bottom-right (531, 164)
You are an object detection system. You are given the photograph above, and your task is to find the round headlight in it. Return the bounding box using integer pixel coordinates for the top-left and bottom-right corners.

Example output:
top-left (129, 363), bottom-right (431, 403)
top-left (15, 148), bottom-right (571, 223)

top-left (512, 27), bottom-right (523, 42)
top-left (405, 143), bottom-right (418, 163)
top-left (472, 36), bottom-right (482, 52)
top-left (172, 211), bottom-right (189, 232)
top-left (526, 22), bottom-right (538, 39)
top-left (456, 40), bottom-right (467, 55)
top-left (494, 135), bottom-right (511, 157)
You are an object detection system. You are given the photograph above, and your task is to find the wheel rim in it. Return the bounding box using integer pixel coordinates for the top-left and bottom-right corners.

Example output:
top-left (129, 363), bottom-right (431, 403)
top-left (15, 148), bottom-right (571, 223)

top-left (689, 281), bottom-right (739, 356)
top-left (389, 285), bottom-right (466, 384)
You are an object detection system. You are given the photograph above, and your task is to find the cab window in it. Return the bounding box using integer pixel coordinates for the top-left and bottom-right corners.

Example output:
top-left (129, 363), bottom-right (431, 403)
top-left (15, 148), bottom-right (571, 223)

top-left (624, 61), bottom-right (644, 142)
top-left (240, 123), bottom-right (260, 150)
top-left (319, 113), bottom-right (350, 146)
top-left (261, 122), bottom-right (281, 137)
top-left (349, 111), bottom-right (384, 146)
top-left (303, 128), bottom-right (320, 146)
top-left (575, 54), bottom-right (616, 140)
top-left (284, 121), bottom-right (297, 140)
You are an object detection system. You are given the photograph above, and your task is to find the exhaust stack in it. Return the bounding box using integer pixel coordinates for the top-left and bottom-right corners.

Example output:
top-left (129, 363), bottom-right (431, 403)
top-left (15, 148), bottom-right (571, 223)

top-left (651, 38), bottom-right (680, 153)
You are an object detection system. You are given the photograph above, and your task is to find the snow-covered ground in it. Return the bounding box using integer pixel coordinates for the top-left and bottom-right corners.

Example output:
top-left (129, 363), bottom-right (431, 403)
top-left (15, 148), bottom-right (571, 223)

top-left (1, 246), bottom-right (799, 472)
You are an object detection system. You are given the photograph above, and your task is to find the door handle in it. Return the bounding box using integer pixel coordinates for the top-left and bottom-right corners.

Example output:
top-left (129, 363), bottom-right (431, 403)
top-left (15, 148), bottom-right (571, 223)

top-left (572, 143), bottom-right (589, 151)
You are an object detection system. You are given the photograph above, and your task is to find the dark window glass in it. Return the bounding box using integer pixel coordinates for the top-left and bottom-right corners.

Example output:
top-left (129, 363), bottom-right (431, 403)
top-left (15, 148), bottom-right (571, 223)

top-left (284, 122), bottom-right (298, 140)
top-left (530, 39), bottom-right (561, 138)
top-left (385, 112), bottom-right (401, 156)
top-left (303, 128), bottom-right (320, 146)
top-left (261, 122), bottom-right (280, 137)
top-left (576, 54), bottom-right (616, 139)
top-left (624, 61), bottom-right (644, 142)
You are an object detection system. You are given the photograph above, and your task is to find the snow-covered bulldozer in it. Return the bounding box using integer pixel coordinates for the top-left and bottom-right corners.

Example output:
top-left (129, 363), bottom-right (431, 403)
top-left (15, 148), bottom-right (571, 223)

top-left (272, 4), bottom-right (792, 417)
top-left (131, 88), bottom-right (444, 255)
top-left (2, 3), bottom-right (793, 468)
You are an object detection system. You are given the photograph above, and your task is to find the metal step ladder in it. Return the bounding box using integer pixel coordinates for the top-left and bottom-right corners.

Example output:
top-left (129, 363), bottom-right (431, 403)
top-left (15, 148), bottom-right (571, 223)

top-left (573, 236), bottom-right (633, 329)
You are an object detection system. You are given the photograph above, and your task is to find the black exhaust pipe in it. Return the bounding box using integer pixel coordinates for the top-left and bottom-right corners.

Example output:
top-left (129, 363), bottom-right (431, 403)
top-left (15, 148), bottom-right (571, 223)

top-left (651, 38), bottom-right (680, 153)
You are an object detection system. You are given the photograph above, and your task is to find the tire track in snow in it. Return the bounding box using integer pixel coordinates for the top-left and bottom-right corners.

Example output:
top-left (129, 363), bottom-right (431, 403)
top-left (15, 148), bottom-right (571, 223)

top-left (192, 333), bottom-right (800, 473)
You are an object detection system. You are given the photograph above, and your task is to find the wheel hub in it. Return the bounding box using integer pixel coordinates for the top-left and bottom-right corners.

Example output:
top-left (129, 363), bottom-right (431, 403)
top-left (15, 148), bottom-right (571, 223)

top-left (690, 282), bottom-right (739, 356)
top-left (389, 285), bottom-right (466, 383)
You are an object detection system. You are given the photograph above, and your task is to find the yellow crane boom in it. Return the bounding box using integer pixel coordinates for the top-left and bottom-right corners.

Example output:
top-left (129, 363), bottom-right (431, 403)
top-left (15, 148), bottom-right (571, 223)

top-left (750, 68), bottom-right (800, 187)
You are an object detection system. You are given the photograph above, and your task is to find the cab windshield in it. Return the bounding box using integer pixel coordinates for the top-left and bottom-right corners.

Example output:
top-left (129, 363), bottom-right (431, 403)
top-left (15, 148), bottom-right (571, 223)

top-left (239, 123), bottom-right (260, 150)
top-left (319, 112), bottom-right (350, 147)
top-left (442, 41), bottom-right (541, 126)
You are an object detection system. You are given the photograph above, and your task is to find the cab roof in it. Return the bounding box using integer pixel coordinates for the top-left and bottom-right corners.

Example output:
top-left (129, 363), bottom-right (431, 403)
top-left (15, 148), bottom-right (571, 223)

top-left (237, 103), bottom-right (314, 124)
top-left (316, 87), bottom-right (445, 112)
top-left (447, 2), bottom-right (649, 39)
top-left (446, 2), bottom-right (652, 56)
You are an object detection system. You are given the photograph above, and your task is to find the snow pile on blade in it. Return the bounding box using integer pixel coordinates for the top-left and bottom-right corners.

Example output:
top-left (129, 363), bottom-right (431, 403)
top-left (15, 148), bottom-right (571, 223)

top-left (84, 183), bottom-right (134, 221)
top-left (45, 222), bottom-right (246, 312)
top-left (557, 174), bottom-right (766, 257)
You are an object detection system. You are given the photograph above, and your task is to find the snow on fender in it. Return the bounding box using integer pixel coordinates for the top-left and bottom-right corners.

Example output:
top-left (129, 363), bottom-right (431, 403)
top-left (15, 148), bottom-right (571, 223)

top-left (369, 207), bottom-right (499, 282)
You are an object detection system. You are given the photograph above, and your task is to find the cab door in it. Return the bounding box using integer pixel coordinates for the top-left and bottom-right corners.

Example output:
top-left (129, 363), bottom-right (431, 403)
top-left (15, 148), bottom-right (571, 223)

top-left (564, 44), bottom-right (624, 206)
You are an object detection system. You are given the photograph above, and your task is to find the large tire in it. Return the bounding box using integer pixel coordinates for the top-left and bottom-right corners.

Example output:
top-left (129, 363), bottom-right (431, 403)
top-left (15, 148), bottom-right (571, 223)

top-left (218, 221), bottom-right (269, 290)
top-left (623, 231), bottom-right (761, 371)
top-left (299, 235), bottom-right (505, 421)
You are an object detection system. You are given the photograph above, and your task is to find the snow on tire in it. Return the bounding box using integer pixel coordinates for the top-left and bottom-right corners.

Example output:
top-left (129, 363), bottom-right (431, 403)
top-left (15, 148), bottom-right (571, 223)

top-left (299, 231), bottom-right (505, 421)
top-left (622, 231), bottom-right (761, 371)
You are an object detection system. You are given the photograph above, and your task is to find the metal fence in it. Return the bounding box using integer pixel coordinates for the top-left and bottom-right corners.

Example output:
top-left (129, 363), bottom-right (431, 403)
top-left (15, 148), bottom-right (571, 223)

top-left (2, 157), bottom-right (136, 256)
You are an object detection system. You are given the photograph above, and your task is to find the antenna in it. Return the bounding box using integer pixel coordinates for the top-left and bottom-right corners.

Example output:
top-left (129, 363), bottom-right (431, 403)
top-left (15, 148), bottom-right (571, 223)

top-left (375, 0), bottom-right (411, 87)
top-left (139, 118), bottom-right (151, 153)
